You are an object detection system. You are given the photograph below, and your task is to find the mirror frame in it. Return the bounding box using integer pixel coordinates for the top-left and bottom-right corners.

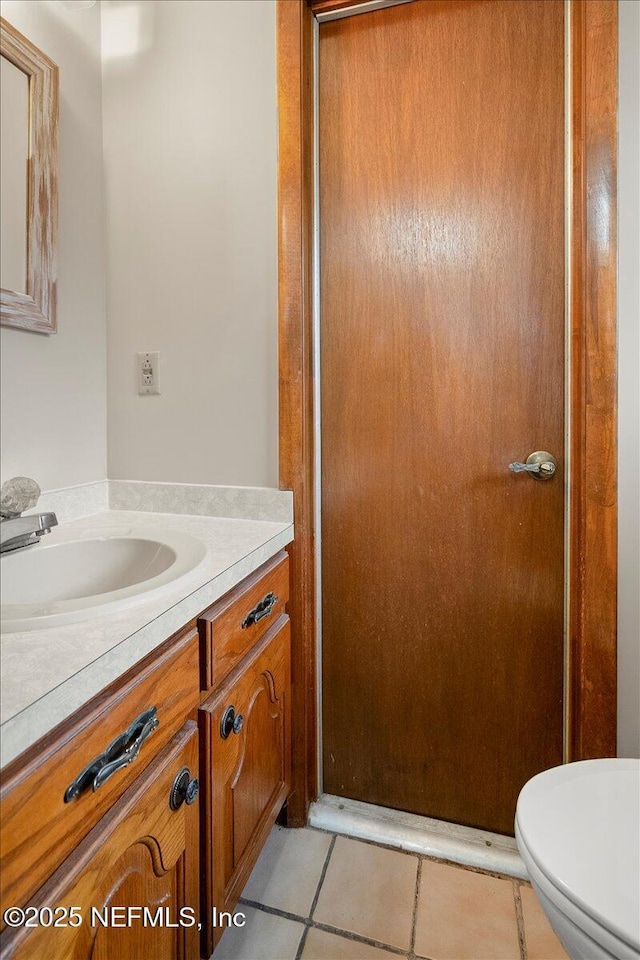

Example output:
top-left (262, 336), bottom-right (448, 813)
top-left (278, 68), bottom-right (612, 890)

top-left (0, 18), bottom-right (59, 334)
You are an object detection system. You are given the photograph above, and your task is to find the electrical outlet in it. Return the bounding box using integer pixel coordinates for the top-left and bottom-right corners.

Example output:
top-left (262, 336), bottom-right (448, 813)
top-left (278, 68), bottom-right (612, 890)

top-left (137, 352), bottom-right (160, 395)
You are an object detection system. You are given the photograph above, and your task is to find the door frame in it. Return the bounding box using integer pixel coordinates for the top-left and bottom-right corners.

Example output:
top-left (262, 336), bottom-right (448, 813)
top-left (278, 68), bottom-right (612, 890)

top-left (277, 0), bottom-right (618, 827)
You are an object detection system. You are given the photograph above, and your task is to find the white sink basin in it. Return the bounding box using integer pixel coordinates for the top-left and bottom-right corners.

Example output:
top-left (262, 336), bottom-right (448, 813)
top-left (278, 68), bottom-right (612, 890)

top-left (0, 525), bottom-right (207, 632)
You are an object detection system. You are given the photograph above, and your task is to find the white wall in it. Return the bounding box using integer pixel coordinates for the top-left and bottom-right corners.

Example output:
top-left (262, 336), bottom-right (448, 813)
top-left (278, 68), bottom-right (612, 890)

top-left (102, 0), bottom-right (278, 487)
top-left (0, 0), bottom-right (107, 492)
top-left (617, 0), bottom-right (640, 759)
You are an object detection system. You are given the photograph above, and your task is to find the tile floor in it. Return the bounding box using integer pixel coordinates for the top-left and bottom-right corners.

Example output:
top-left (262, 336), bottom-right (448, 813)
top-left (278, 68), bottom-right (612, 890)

top-left (213, 826), bottom-right (569, 960)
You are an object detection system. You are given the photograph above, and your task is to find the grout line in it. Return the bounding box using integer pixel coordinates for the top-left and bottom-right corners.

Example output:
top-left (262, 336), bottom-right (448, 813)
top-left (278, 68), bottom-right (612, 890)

top-left (309, 833), bottom-right (337, 920)
top-left (239, 897), bottom-right (311, 925)
top-left (241, 833), bottom-right (338, 960)
top-left (312, 920), bottom-right (407, 956)
top-left (415, 854), bottom-right (518, 883)
top-left (409, 857), bottom-right (423, 959)
top-left (294, 923), bottom-right (311, 960)
top-left (239, 898), bottom-right (408, 957)
top-left (513, 879), bottom-right (528, 960)
top-left (308, 823), bottom-right (521, 883)
top-left (237, 828), bottom-right (525, 960)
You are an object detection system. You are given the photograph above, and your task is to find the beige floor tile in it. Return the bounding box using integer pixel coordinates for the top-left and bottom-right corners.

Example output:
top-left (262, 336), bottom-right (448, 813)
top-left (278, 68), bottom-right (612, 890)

top-left (242, 826), bottom-right (333, 917)
top-left (213, 905), bottom-right (305, 960)
top-left (313, 836), bottom-right (418, 951)
top-left (520, 885), bottom-right (569, 960)
top-left (302, 927), bottom-right (402, 959)
top-left (414, 860), bottom-right (520, 960)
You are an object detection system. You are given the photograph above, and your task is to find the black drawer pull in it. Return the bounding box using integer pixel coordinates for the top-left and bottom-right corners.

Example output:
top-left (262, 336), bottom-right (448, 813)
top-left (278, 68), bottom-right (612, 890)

top-left (241, 592), bottom-right (278, 629)
top-left (64, 707), bottom-right (159, 803)
top-left (220, 706), bottom-right (244, 740)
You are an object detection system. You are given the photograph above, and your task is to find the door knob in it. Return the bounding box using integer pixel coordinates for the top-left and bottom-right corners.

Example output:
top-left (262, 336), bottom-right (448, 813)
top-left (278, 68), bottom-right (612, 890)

top-left (508, 451), bottom-right (557, 480)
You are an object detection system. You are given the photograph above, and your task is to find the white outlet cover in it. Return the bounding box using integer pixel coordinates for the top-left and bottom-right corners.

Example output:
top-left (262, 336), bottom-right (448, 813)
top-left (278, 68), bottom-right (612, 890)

top-left (137, 352), bottom-right (160, 395)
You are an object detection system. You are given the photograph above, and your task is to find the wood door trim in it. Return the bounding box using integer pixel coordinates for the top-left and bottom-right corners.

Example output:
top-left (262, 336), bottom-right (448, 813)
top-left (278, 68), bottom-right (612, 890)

top-left (276, 0), bottom-right (317, 827)
top-left (277, 0), bottom-right (618, 823)
top-left (568, 0), bottom-right (618, 760)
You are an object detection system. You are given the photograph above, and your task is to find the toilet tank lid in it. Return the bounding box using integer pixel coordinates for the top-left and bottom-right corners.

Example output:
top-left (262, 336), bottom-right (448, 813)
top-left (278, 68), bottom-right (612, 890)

top-left (516, 759), bottom-right (640, 950)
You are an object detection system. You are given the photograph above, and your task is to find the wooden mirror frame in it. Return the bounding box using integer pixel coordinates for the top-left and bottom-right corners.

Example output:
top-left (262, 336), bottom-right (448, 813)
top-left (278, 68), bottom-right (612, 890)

top-left (0, 18), bottom-right (59, 334)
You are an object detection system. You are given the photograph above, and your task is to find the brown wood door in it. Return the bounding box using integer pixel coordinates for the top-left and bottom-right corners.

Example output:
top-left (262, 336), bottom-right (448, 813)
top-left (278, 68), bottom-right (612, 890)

top-left (320, 0), bottom-right (565, 836)
top-left (0, 723), bottom-right (200, 960)
top-left (199, 617), bottom-right (291, 955)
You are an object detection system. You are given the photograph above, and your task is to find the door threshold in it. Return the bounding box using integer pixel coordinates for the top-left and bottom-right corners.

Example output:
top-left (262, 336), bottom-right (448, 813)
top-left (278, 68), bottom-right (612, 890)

top-left (308, 794), bottom-right (527, 880)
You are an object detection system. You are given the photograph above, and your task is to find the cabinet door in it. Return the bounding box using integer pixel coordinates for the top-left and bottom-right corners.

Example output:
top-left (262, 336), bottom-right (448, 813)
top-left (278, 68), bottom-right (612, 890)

top-left (200, 617), bottom-right (291, 954)
top-left (0, 723), bottom-right (200, 960)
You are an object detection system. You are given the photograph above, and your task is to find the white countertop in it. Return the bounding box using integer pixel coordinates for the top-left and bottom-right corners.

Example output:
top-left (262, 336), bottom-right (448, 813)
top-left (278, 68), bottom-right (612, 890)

top-left (0, 496), bottom-right (294, 768)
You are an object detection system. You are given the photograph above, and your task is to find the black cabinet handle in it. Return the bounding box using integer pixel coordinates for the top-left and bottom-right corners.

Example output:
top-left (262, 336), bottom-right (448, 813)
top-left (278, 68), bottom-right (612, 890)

top-left (64, 707), bottom-right (159, 803)
top-left (241, 592), bottom-right (278, 629)
top-left (220, 705), bottom-right (244, 740)
top-left (169, 767), bottom-right (199, 811)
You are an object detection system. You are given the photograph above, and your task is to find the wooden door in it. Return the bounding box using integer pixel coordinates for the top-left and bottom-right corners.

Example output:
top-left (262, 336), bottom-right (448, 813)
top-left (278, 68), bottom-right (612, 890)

top-left (199, 617), bottom-right (291, 955)
top-left (0, 723), bottom-right (200, 960)
top-left (320, 0), bottom-right (565, 835)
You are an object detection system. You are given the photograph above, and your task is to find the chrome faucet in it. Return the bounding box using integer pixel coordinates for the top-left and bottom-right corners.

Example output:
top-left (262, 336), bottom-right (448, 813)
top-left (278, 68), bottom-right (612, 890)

top-left (0, 477), bottom-right (58, 554)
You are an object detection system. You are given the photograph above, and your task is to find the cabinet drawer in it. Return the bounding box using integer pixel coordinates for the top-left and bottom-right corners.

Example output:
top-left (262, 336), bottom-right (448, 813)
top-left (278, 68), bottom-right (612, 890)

top-left (0, 625), bottom-right (199, 915)
top-left (0, 722), bottom-right (200, 960)
top-left (199, 615), bottom-right (291, 955)
top-left (198, 550), bottom-right (289, 692)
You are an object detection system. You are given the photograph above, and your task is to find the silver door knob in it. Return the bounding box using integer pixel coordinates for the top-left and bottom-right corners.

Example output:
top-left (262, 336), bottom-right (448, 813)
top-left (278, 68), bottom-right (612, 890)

top-left (508, 451), bottom-right (557, 480)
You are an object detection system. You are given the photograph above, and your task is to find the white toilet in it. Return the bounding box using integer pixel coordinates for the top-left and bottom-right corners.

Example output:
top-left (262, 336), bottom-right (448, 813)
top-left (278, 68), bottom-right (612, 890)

top-left (515, 759), bottom-right (640, 960)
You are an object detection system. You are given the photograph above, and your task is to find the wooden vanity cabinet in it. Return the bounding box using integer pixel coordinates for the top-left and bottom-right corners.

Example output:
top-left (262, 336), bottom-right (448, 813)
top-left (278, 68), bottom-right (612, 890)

top-left (198, 552), bottom-right (291, 956)
top-left (0, 548), bottom-right (292, 960)
top-left (0, 624), bottom-right (199, 915)
top-left (199, 617), bottom-right (291, 955)
top-left (1, 723), bottom-right (200, 960)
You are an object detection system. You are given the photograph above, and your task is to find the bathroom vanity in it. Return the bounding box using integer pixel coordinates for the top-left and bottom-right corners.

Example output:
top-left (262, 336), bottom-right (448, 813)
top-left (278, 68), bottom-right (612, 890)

top-left (0, 484), bottom-right (294, 960)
